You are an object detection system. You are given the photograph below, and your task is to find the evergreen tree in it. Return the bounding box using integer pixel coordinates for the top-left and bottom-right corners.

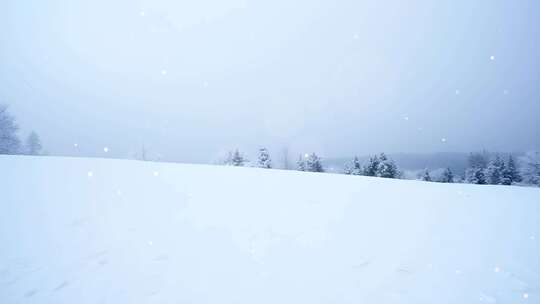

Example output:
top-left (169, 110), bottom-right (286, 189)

top-left (376, 153), bottom-right (399, 178)
top-left (257, 148), bottom-right (272, 168)
top-left (465, 152), bottom-right (488, 184)
top-left (465, 167), bottom-right (487, 184)
top-left (421, 168), bottom-right (432, 181)
top-left (344, 156), bottom-right (362, 175)
top-left (440, 167), bottom-right (454, 183)
top-left (305, 153), bottom-right (324, 172)
top-left (0, 104), bottom-right (20, 154)
top-left (296, 154), bottom-right (306, 171)
top-left (363, 155), bottom-right (380, 176)
top-left (521, 151), bottom-right (540, 187)
top-left (343, 162), bottom-right (352, 175)
top-left (486, 155), bottom-right (505, 185)
top-left (25, 131), bottom-right (42, 155)
top-left (351, 156), bottom-right (362, 175)
top-left (501, 155), bottom-right (520, 185)
top-left (231, 149), bottom-right (245, 166)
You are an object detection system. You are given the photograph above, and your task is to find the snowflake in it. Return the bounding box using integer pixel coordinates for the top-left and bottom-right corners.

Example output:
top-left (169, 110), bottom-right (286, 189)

top-left (103, 147), bottom-right (109, 153)
top-left (523, 293), bottom-right (529, 299)
top-left (74, 143), bottom-right (79, 148)
top-left (153, 171), bottom-right (159, 177)
top-left (304, 153), bottom-right (309, 158)
top-left (87, 171), bottom-right (93, 177)
top-left (441, 138), bottom-right (447, 143)
top-left (503, 89), bottom-right (509, 95)
top-left (490, 55), bottom-right (495, 61)
top-left (455, 89), bottom-right (460, 95)
top-left (403, 116), bottom-right (409, 121)
top-left (161, 69), bottom-right (168, 76)
top-left (353, 34), bottom-right (359, 40)
top-left (139, 11), bottom-right (145, 17)
top-left (494, 266), bottom-right (500, 273)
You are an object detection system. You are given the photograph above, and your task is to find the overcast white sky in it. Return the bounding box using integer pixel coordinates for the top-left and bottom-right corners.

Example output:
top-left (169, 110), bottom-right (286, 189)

top-left (1, 0), bottom-right (539, 162)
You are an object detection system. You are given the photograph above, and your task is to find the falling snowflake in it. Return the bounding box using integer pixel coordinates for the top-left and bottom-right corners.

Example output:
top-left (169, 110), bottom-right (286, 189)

top-left (304, 153), bottom-right (309, 158)
top-left (455, 270), bottom-right (462, 275)
top-left (490, 55), bottom-right (495, 61)
top-left (139, 11), bottom-right (145, 17)
top-left (74, 143), bottom-right (79, 148)
top-left (403, 116), bottom-right (409, 121)
top-left (494, 266), bottom-right (500, 273)
top-left (441, 138), bottom-right (447, 143)
top-left (103, 147), bottom-right (109, 153)
top-left (153, 171), bottom-right (159, 177)
top-left (503, 89), bottom-right (509, 95)
top-left (203, 81), bottom-right (209, 88)
top-left (161, 69), bottom-right (168, 76)
top-left (87, 171), bottom-right (93, 177)
top-left (455, 89), bottom-right (460, 95)
top-left (353, 34), bottom-right (359, 40)
top-left (531, 235), bottom-right (536, 240)
top-left (523, 293), bottom-right (529, 299)
top-left (148, 241), bottom-right (153, 246)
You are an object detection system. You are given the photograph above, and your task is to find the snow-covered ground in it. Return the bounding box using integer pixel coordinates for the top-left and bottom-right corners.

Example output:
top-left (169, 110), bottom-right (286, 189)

top-left (1, 155), bottom-right (539, 304)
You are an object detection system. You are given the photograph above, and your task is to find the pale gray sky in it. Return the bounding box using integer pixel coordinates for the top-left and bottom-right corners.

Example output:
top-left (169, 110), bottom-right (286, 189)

top-left (1, 0), bottom-right (539, 162)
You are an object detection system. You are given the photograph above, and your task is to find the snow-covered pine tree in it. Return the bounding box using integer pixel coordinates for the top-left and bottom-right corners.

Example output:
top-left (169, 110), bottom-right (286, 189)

top-left (351, 156), bottom-right (362, 175)
top-left (296, 154), bottom-right (306, 171)
top-left (257, 148), bottom-right (272, 168)
top-left (0, 104), bottom-right (21, 154)
top-left (343, 162), bottom-right (352, 175)
top-left (25, 131), bottom-right (42, 155)
top-left (306, 153), bottom-right (324, 172)
top-left (376, 153), bottom-right (399, 178)
top-left (465, 168), bottom-right (487, 184)
top-left (345, 156), bottom-right (362, 175)
top-left (501, 154), bottom-right (520, 185)
top-left (231, 149), bottom-right (245, 166)
top-left (486, 154), bottom-right (505, 185)
top-left (421, 168), bottom-right (432, 181)
top-left (440, 167), bottom-right (454, 183)
top-left (363, 155), bottom-right (380, 176)
top-left (465, 152), bottom-right (488, 184)
top-left (521, 151), bottom-right (540, 187)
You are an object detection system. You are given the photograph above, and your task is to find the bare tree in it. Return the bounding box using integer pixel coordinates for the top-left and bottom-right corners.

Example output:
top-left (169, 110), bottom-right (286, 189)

top-left (0, 104), bottom-right (21, 154)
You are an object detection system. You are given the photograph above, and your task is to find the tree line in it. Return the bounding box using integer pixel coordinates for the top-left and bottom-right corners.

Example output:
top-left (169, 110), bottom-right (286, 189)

top-left (222, 147), bottom-right (540, 187)
top-left (2, 103), bottom-right (539, 187)
top-left (0, 105), bottom-right (43, 155)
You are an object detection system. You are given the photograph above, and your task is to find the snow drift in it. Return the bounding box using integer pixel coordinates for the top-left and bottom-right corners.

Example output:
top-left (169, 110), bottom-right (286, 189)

top-left (1, 155), bottom-right (539, 303)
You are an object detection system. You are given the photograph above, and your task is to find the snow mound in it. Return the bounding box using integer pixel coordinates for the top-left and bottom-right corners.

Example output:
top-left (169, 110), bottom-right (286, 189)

top-left (1, 156), bottom-right (539, 303)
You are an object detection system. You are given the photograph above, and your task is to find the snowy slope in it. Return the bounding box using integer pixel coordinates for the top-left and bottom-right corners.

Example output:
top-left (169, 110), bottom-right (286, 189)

top-left (1, 155), bottom-right (539, 304)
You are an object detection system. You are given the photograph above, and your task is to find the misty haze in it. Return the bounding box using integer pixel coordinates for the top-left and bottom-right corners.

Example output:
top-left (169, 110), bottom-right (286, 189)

top-left (1, 1), bottom-right (539, 303)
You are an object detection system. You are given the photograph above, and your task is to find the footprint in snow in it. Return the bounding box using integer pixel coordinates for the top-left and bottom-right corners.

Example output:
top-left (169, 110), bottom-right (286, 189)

top-left (396, 267), bottom-right (413, 275)
top-left (52, 281), bottom-right (69, 292)
top-left (24, 289), bottom-right (38, 298)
